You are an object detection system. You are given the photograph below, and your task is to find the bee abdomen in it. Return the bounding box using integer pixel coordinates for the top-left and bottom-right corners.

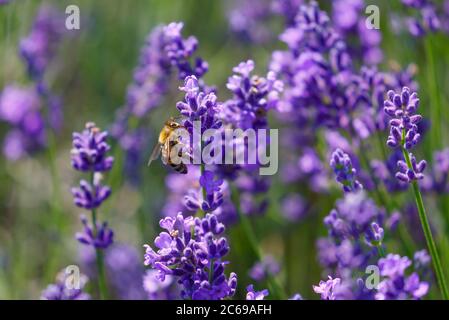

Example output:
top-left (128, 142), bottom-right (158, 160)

top-left (171, 163), bottom-right (188, 174)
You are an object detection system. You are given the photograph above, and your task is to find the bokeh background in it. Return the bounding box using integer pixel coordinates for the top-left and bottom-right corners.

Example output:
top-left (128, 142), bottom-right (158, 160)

top-left (1, 0), bottom-right (449, 299)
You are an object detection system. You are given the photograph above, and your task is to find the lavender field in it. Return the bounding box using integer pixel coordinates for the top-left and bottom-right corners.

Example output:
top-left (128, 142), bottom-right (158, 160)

top-left (1, 0), bottom-right (449, 301)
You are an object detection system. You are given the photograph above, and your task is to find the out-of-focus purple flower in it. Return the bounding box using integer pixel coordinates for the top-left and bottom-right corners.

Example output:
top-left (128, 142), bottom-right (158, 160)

top-left (324, 191), bottom-right (385, 240)
top-left (281, 193), bottom-right (307, 222)
top-left (376, 254), bottom-right (429, 300)
top-left (75, 215), bottom-right (114, 249)
top-left (19, 5), bottom-right (64, 79)
top-left (79, 244), bottom-right (147, 299)
top-left (0, 85), bottom-right (46, 159)
top-left (71, 173), bottom-right (111, 209)
top-left (143, 270), bottom-right (179, 300)
top-left (401, 1), bottom-right (441, 36)
top-left (289, 293), bottom-right (303, 300)
top-left (41, 268), bottom-right (90, 300)
top-left (421, 148), bottom-right (449, 193)
top-left (313, 276), bottom-right (341, 300)
top-left (144, 213), bottom-right (237, 300)
top-left (71, 122), bottom-right (114, 172)
top-left (249, 255), bottom-right (280, 281)
top-left (332, 0), bottom-right (383, 65)
top-left (246, 284), bottom-right (269, 300)
top-left (414, 249), bottom-right (430, 269)
top-left (330, 148), bottom-right (363, 193)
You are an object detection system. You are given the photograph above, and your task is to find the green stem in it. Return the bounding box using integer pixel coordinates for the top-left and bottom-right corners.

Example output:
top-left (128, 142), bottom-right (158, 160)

top-left (90, 173), bottom-right (108, 300)
top-left (401, 149), bottom-right (449, 299)
top-left (424, 37), bottom-right (442, 151)
top-left (231, 189), bottom-right (285, 299)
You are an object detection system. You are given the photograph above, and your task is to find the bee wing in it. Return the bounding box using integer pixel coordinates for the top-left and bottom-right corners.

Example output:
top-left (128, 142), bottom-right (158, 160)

top-left (147, 144), bottom-right (162, 166)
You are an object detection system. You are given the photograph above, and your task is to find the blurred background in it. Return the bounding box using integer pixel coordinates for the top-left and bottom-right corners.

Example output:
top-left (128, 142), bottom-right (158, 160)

top-left (1, 0), bottom-right (449, 299)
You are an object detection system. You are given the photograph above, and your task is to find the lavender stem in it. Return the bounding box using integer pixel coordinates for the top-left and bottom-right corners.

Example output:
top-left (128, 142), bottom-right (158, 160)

top-left (401, 148), bottom-right (449, 299)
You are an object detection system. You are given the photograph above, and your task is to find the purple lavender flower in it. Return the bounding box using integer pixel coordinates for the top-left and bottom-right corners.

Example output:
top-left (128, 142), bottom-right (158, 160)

top-left (384, 87), bottom-right (426, 183)
top-left (144, 213), bottom-right (237, 300)
top-left (249, 255), bottom-right (280, 281)
top-left (246, 284), bottom-right (269, 300)
top-left (71, 174), bottom-right (111, 209)
top-left (324, 192), bottom-right (385, 240)
top-left (0, 85), bottom-right (46, 160)
top-left (376, 254), bottom-right (429, 300)
top-left (401, 0), bottom-right (441, 36)
top-left (143, 269), bottom-right (179, 300)
top-left (75, 215), bottom-right (114, 249)
top-left (280, 193), bottom-right (307, 222)
top-left (313, 276), bottom-right (342, 300)
top-left (79, 244), bottom-right (147, 299)
top-left (71, 123), bottom-right (114, 251)
top-left (223, 60), bottom-right (283, 130)
top-left (176, 75), bottom-right (221, 136)
top-left (330, 148), bottom-right (363, 193)
top-left (41, 269), bottom-right (90, 300)
top-left (19, 5), bottom-right (64, 79)
top-left (71, 122), bottom-right (114, 172)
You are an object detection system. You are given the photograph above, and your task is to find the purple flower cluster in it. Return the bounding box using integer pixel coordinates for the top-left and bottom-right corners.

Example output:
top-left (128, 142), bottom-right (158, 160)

top-left (330, 148), bottom-right (363, 193)
top-left (0, 85), bottom-right (45, 160)
top-left (76, 215), bottom-right (113, 249)
top-left (332, 0), bottom-right (383, 65)
top-left (144, 213), bottom-right (237, 300)
top-left (249, 255), bottom-right (280, 281)
top-left (41, 269), bottom-right (90, 300)
top-left (176, 75), bottom-right (221, 136)
top-left (0, 5), bottom-right (65, 161)
top-left (246, 284), bottom-right (269, 300)
top-left (227, 0), bottom-right (302, 43)
top-left (79, 244), bottom-right (147, 299)
top-left (19, 5), bottom-right (64, 79)
top-left (376, 254), bottom-right (429, 300)
top-left (224, 60), bottom-right (283, 130)
top-left (71, 123), bottom-right (114, 249)
top-left (401, 0), bottom-right (441, 36)
top-left (384, 87), bottom-right (426, 183)
top-left (271, 1), bottom-right (369, 131)
top-left (143, 270), bottom-right (179, 300)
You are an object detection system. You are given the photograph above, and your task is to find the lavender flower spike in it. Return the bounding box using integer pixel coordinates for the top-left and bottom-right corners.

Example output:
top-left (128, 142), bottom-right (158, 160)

top-left (313, 276), bottom-right (342, 300)
top-left (246, 285), bottom-right (269, 300)
top-left (144, 213), bottom-right (237, 300)
top-left (71, 122), bottom-right (114, 172)
top-left (330, 148), bottom-right (363, 192)
top-left (41, 269), bottom-right (90, 300)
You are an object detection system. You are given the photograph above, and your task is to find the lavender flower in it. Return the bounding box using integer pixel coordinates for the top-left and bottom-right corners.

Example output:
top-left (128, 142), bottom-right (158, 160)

top-left (41, 269), bottom-right (90, 300)
top-left (223, 60), bottom-right (283, 130)
top-left (384, 87), bottom-right (426, 183)
top-left (246, 285), bottom-right (269, 300)
top-left (71, 122), bottom-right (114, 172)
top-left (143, 270), bottom-right (179, 300)
top-left (249, 255), bottom-right (280, 281)
top-left (330, 148), bottom-right (363, 193)
top-left (313, 276), bottom-right (342, 300)
top-left (71, 123), bottom-right (114, 250)
top-left (144, 213), bottom-right (237, 300)
top-left (376, 254), bottom-right (429, 300)
top-left (324, 192), bottom-right (385, 240)
top-left (75, 215), bottom-right (114, 249)
top-left (401, 0), bottom-right (441, 36)
top-left (19, 5), bottom-right (64, 79)
top-left (0, 85), bottom-right (45, 160)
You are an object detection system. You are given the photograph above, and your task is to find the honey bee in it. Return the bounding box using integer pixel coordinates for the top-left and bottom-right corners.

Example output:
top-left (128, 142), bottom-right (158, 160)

top-left (148, 118), bottom-right (188, 174)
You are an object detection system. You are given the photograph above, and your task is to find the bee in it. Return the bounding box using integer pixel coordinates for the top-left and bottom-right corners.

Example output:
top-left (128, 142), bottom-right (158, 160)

top-left (148, 118), bottom-right (188, 174)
